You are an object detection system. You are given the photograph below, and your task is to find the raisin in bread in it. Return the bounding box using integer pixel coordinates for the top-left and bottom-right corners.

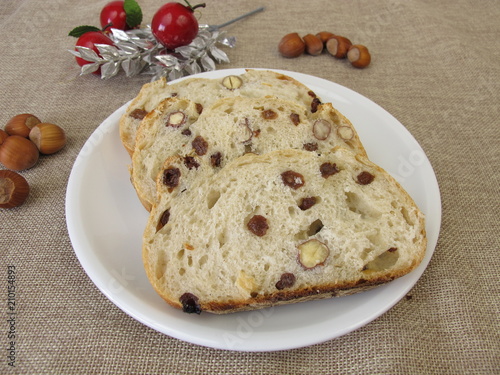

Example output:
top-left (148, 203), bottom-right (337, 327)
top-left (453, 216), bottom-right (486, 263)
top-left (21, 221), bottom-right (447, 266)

top-left (143, 148), bottom-right (427, 314)
top-left (119, 69), bottom-right (321, 156)
top-left (132, 95), bottom-right (366, 211)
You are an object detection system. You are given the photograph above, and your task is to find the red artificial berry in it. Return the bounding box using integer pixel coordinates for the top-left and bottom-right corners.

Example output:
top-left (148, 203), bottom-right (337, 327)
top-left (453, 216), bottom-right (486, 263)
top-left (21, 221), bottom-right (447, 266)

top-left (74, 31), bottom-right (114, 74)
top-left (100, 1), bottom-right (129, 31)
top-left (151, 1), bottom-right (206, 50)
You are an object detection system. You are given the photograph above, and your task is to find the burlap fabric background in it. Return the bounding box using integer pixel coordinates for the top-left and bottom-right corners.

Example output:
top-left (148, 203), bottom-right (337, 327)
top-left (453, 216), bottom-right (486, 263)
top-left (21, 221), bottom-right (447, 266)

top-left (1, 0), bottom-right (499, 373)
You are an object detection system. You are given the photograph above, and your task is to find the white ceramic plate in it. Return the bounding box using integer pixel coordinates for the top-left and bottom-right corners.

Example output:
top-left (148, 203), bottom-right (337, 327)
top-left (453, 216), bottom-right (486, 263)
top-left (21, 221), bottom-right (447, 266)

top-left (66, 68), bottom-right (441, 352)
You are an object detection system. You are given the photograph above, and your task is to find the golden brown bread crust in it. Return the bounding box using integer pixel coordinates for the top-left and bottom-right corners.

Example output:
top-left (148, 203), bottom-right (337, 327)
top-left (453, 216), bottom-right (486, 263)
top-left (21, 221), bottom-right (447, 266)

top-left (157, 254), bottom-right (424, 314)
top-left (192, 279), bottom-right (392, 314)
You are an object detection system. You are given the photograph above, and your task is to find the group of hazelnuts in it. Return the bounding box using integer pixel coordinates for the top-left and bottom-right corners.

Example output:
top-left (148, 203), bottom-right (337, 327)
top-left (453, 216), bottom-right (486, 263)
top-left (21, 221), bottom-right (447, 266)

top-left (278, 31), bottom-right (371, 68)
top-left (0, 114), bottom-right (67, 208)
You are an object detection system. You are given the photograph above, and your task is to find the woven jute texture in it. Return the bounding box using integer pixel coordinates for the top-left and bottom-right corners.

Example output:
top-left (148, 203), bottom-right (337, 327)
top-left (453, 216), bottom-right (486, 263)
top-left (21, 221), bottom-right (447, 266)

top-left (1, 0), bottom-right (499, 374)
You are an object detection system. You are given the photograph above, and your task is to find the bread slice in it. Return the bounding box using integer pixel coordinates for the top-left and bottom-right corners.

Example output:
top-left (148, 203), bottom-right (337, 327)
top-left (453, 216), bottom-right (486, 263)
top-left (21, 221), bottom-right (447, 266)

top-left (119, 69), bottom-right (321, 156)
top-left (132, 95), bottom-right (366, 211)
top-left (143, 148), bottom-right (427, 314)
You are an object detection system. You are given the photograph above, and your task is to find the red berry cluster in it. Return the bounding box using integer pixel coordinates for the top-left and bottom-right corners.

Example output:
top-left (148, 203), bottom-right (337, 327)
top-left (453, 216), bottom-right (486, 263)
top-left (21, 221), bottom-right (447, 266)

top-left (69, 0), bottom-right (206, 74)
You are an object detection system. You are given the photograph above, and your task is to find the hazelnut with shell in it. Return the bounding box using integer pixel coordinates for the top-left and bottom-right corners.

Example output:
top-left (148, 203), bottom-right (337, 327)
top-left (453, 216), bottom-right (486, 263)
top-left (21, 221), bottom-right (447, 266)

top-left (0, 135), bottom-right (39, 171)
top-left (326, 35), bottom-right (353, 58)
top-left (347, 45), bottom-right (371, 68)
top-left (278, 32), bottom-right (305, 58)
top-left (303, 34), bottom-right (323, 56)
top-left (4, 114), bottom-right (41, 138)
top-left (0, 170), bottom-right (30, 208)
top-left (29, 123), bottom-right (67, 154)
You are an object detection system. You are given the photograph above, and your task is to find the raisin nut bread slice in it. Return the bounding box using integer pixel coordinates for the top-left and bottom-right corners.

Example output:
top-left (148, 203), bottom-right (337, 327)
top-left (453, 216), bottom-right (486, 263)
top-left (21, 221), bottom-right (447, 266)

top-left (143, 148), bottom-right (427, 314)
top-left (132, 95), bottom-right (366, 211)
top-left (120, 69), bottom-right (321, 156)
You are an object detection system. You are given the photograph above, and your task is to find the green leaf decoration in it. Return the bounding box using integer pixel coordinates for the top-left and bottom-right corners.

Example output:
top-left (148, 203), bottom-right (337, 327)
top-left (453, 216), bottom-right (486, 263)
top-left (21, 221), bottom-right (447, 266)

top-left (68, 25), bottom-right (101, 38)
top-left (124, 0), bottom-right (143, 28)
